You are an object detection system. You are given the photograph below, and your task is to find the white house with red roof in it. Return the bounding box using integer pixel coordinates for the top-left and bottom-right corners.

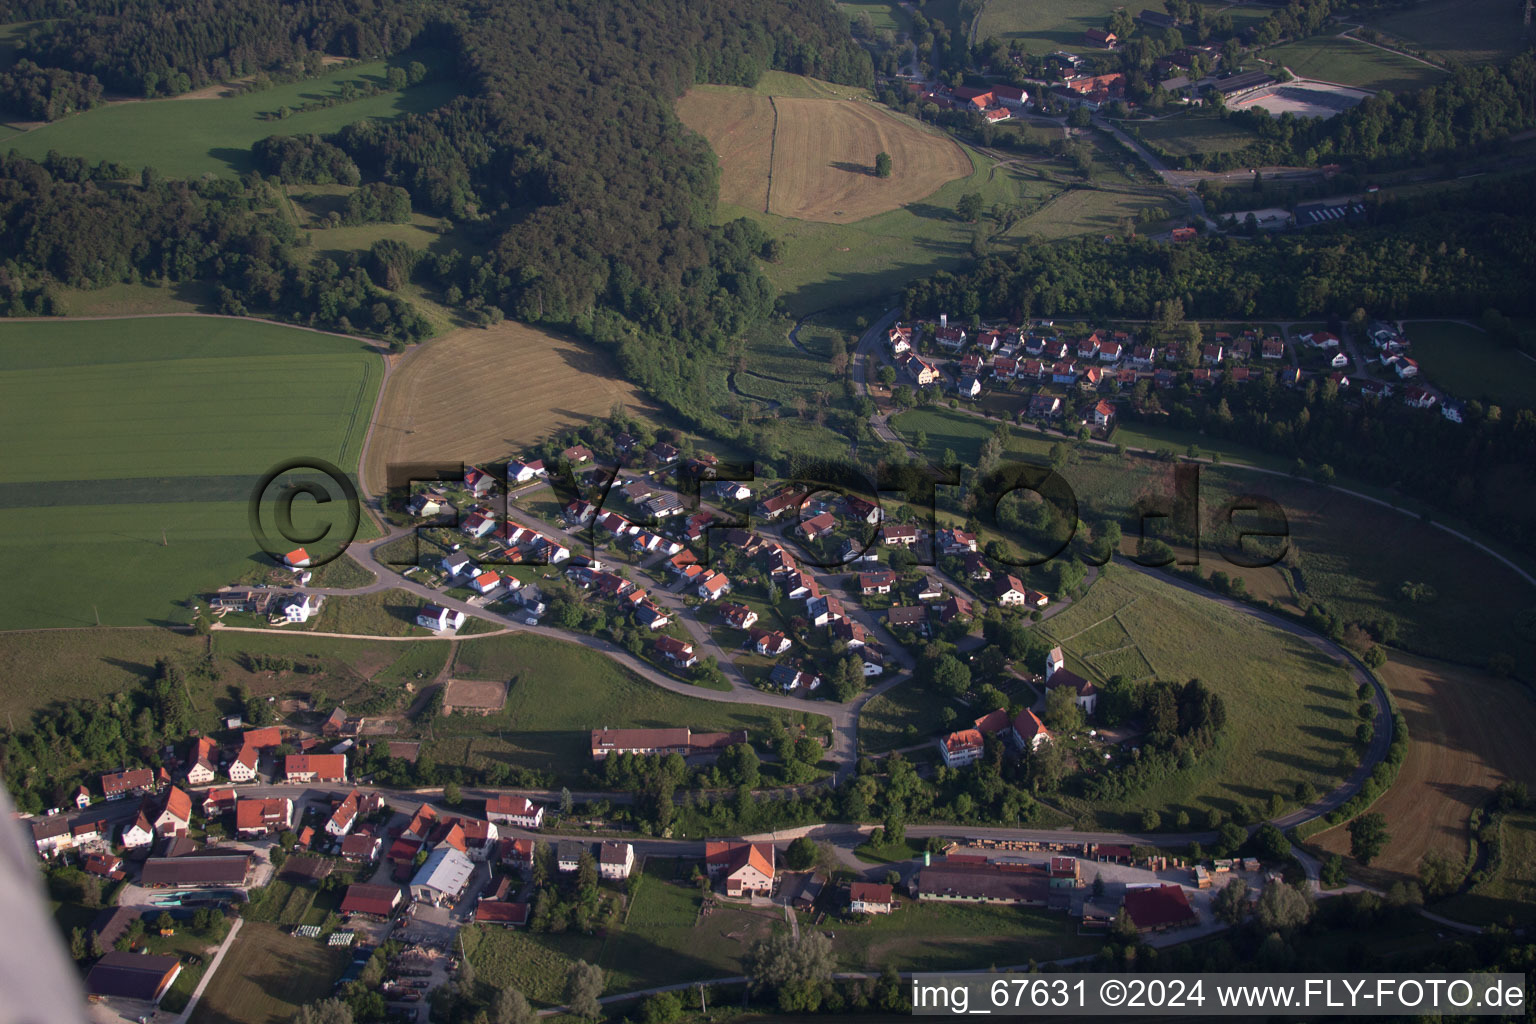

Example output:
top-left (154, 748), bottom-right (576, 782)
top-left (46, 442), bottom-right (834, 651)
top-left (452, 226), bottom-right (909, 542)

top-left (1091, 400), bottom-right (1115, 427)
top-left (1010, 709), bottom-right (1052, 751)
top-left (938, 728), bottom-right (986, 768)
top-left (655, 636), bottom-right (698, 668)
top-left (282, 547), bottom-right (311, 568)
top-left (464, 467), bottom-right (495, 497)
top-left (696, 571), bottom-right (731, 601)
top-left (485, 795), bottom-right (544, 829)
top-left (471, 570), bottom-right (503, 596)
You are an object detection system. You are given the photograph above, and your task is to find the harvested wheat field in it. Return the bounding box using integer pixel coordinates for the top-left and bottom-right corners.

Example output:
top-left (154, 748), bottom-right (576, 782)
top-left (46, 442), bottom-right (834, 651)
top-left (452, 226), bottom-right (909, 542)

top-left (675, 89), bottom-right (776, 210)
top-left (1312, 652), bottom-right (1536, 884)
top-left (677, 87), bottom-right (971, 222)
top-left (363, 322), bottom-right (653, 491)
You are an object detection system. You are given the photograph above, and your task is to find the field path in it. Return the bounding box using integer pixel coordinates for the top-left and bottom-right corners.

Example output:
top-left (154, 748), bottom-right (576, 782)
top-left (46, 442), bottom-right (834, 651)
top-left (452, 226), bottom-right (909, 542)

top-left (168, 917), bottom-right (243, 1024)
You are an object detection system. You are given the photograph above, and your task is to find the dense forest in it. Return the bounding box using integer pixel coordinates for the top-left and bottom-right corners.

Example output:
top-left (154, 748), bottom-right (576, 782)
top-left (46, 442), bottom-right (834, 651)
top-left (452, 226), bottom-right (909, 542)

top-left (1, 0), bottom-right (433, 96)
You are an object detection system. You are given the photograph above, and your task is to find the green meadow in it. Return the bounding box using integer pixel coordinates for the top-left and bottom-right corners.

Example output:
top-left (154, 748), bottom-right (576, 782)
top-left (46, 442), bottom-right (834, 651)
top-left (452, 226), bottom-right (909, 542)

top-left (4, 59), bottom-right (458, 177)
top-left (1261, 34), bottom-right (1444, 93)
top-left (0, 317), bottom-right (383, 628)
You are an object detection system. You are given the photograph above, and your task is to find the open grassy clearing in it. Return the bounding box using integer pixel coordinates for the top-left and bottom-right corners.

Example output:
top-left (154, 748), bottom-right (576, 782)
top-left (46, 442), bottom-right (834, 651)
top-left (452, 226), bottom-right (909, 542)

top-left (1403, 320), bottom-right (1536, 412)
top-left (1360, 0), bottom-right (1532, 65)
top-left (860, 678), bottom-right (961, 754)
top-left (1261, 34), bottom-right (1444, 93)
top-left (1434, 810), bottom-right (1536, 926)
top-left (1038, 565), bottom-right (1357, 827)
top-left (467, 862), bottom-right (779, 1002)
top-left (427, 632), bottom-right (828, 783)
top-left (362, 321), bottom-right (656, 495)
top-left (973, 0), bottom-right (1130, 54)
top-left (1134, 114), bottom-right (1263, 158)
top-left (1312, 653), bottom-right (1536, 891)
top-left (834, 899), bottom-right (1099, 970)
top-left (677, 85), bottom-right (972, 222)
top-left (4, 60), bottom-right (459, 177)
top-left (838, 0), bottom-right (913, 33)
top-left (0, 317), bottom-right (382, 628)
top-left (306, 588), bottom-right (435, 636)
top-left (188, 922), bottom-right (351, 1024)
top-left (750, 70), bottom-right (874, 101)
top-left (721, 141), bottom-right (1166, 313)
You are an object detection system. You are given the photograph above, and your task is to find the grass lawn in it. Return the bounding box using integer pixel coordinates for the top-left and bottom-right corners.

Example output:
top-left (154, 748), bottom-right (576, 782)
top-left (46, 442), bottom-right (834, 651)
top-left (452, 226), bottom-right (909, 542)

top-left (1361, 0), bottom-right (1532, 65)
top-left (837, 0), bottom-right (913, 33)
top-left (427, 632), bottom-right (828, 783)
top-left (860, 679), bottom-right (960, 754)
top-left (1261, 35), bottom-right (1445, 93)
top-left (1403, 320), bottom-right (1536, 412)
top-left (833, 899), bottom-right (1100, 970)
top-left (1038, 564), bottom-right (1358, 828)
top-left (0, 316), bottom-right (383, 629)
top-left (973, 0), bottom-right (1129, 54)
top-left (5, 60), bottom-right (460, 177)
top-left (1134, 114), bottom-right (1262, 159)
top-left (306, 589), bottom-right (434, 636)
top-left (189, 922), bottom-right (352, 1024)
top-left (1433, 810), bottom-right (1536, 927)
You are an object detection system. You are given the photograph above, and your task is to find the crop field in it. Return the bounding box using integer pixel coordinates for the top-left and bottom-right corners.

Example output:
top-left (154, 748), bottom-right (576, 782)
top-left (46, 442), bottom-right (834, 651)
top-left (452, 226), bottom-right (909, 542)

top-left (1361, 0), bottom-right (1532, 65)
top-left (0, 317), bottom-right (382, 629)
top-left (1135, 115), bottom-right (1261, 159)
top-left (4, 60), bottom-right (459, 177)
top-left (1037, 565), bottom-right (1358, 827)
top-left (426, 632), bottom-right (825, 781)
top-left (362, 321), bottom-right (655, 493)
top-left (1403, 320), bottom-right (1536, 412)
top-left (677, 85), bottom-right (972, 222)
top-left (1312, 653), bottom-right (1536, 890)
top-left (973, 0), bottom-right (1131, 54)
top-left (1261, 35), bottom-right (1445, 93)
top-left (189, 923), bottom-right (351, 1024)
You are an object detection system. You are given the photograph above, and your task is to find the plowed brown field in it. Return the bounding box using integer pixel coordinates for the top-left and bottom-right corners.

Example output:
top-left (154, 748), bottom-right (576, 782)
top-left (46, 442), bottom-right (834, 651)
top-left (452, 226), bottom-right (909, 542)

top-left (1312, 652), bottom-right (1536, 883)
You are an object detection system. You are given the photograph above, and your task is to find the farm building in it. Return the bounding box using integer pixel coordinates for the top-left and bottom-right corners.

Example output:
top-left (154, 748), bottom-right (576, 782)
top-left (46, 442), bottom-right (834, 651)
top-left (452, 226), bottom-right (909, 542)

top-left (589, 727), bottom-right (746, 761)
top-left (485, 795), bottom-right (544, 828)
top-left (341, 883), bottom-right (403, 918)
top-left (705, 841), bottom-right (775, 896)
top-left (85, 952), bottom-right (182, 1005)
top-left (410, 846), bottom-right (476, 905)
top-left (1123, 884), bottom-right (1198, 932)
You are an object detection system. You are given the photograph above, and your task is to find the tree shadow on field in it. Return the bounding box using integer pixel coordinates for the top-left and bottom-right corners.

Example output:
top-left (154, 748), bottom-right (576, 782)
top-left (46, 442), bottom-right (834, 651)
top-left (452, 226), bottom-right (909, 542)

top-left (830, 160), bottom-right (874, 176)
top-left (904, 202), bottom-right (956, 222)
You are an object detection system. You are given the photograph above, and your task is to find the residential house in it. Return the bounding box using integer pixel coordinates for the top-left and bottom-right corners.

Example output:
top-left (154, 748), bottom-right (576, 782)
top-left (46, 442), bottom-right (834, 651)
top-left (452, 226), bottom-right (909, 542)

top-left (798, 512), bottom-right (837, 540)
top-left (938, 729), bottom-right (985, 768)
top-left (957, 375), bottom-right (982, 399)
top-left (962, 552), bottom-right (992, 582)
top-left (1131, 345), bottom-right (1158, 368)
top-left (101, 769), bottom-right (155, 801)
top-left (326, 790), bottom-right (382, 836)
top-left (1301, 330), bottom-right (1340, 349)
top-left (1084, 27), bottom-right (1117, 46)
top-left (406, 493), bottom-right (444, 518)
top-left (1404, 385), bottom-right (1437, 409)
top-left (185, 738), bottom-right (218, 785)
top-left (1091, 399), bottom-right (1115, 427)
top-left (1050, 361), bottom-right (1078, 385)
top-left (933, 594), bottom-right (972, 624)
top-left (74, 786), bottom-right (92, 809)
top-left (1026, 393), bottom-right (1062, 419)
top-left (147, 787), bottom-right (192, 837)
top-left (654, 636), bottom-right (698, 669)
top-left (283, 547), bottom-right (311, 568)
top-left (886, 605), bottom-right (927, 629)
top-left (994, 84), bottom-right (1029, 107)
top-left (278, 593), bottom-right (323, 624)
top-left (881, 523), bottom-right (919, 547)
top-left (441, 552), bottom-right (475, 578)
top-left (756, 488), bottom-right (807, 520)
top-left (1011, 709), bottom-right (1052, 751)
top-left (508, 459), bottom-right (548, 483)
top-left (913, 577), bottom-right (945, 602)
top-left (557, 841), bottom-right (587, 873)
top-left (340, 833), bottom-right (383, 864)
top-left (599, 841), bottom-right (635, 880)
top-left (203, 788), bottom-right (237, 818)
top-left (120, 812), bottom-right (156, 849)
top-left (849, 882), bottom-right (897, 914)
top-left (903, 353), bottom-right (942, 386)
top-left (993, 574), bottom-right (1029, 606)
top-left (236, 797), bottom-right (293, 836)
top-left (485, 795), bottom-right (544, 829)
top-left (30, 817), bottom-right (71, 858)
top-left (753, 630), bottom-right (792, 657)
top-left (720, 602), bottom-right (759, 630)
top-left (417, 604), bottom-right (466, 632)
top-left (463, 467), bottom-right (495, 497)
top-left (696, 571), bottom-right (731, 601)
top-left (939, 528), bottom-right (978, 554)
top-left (887, 324), bottom-right (913, 353)
top-left (1261, 338), bottom-right (1285, 360)
top-left (705, 841), bottom-right (776, 896)
top-left (283, 754), bottom-right (347, 784)
top-left (860, 571), bottom-right (896, 595)
top-left (934, 324), bottom-right (967, 350)
top-left (1394, 357), bottom-right (1419, 379)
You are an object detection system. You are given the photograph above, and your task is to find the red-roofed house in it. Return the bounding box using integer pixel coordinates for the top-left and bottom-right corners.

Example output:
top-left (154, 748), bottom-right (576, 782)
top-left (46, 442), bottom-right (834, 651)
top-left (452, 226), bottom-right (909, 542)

top-left (283, 754), bottom-right (347, 783)
top-left (938, 729), bottom-right (985, 768)
top-left (185, 738), bottom-right (219, 785)
top-left (1011, 709), bottom-right (1052, 751)
top-left (341, 883), bottom-right (402, 919)
top-left (485, 795), bottom-right (544, 829)
top-left (1091, 400), bottom-right (1115, 427)
top-left (849, 881), bottom-right (897, 914)
top-left (973, 708), bottom-right (1010, 735)
top-left (101, 769), bottom-right (155, 801)
top-left (704, 841), bottom-right (776, 896)
top-left (236, 797), bottom-right (293, 836)
top-left (655, 636), bottom-right (698, 669)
